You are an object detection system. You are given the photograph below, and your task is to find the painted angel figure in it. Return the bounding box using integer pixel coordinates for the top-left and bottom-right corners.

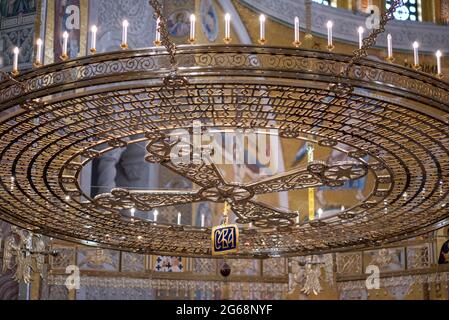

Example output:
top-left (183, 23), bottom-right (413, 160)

top-left (289, 255), bottom-right (334, 296)
top-left (2, 227), bottom-right (47, 283)
top-left (301, 264), bottom-right (322, 296)
top-left (2, 227), bottom-right (33, 283)
top-left (2, 233), bottom-right (19, 273)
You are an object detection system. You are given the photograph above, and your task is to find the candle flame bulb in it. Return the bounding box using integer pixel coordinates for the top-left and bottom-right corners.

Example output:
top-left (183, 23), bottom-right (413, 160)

top-left (224, 13), bottom-right (231, 44)
top-left (259, 14), bottom-right (266, 45)
top-left (436, 50), bottom-right (443, 78)
top-left (189, 14), bottom-right (196, 44)
top-left (326, 20), bottom-right (334, 51)
top-left (386, 33), bottom-right (394, 63)
top-left (357, 26), bottom-right (364, 49)
top-left (34, 38), bottom-right (43, 67)
top-left (121, 20), bottom-right (129, 49)
top-left (293, 16), bottom-right (301, 47)
top-left (413, 41), bottom-right (420, 69)
top-left (12, 47), bottom-right (19, 76)
top-left (61, 31), bottom-right (69, 60)
top-left (154, 17), bottom-right (161, 46)
top-left (90, 25), bottom-right (97, 54)
top-left (318, 208), bottom-right (324, 218)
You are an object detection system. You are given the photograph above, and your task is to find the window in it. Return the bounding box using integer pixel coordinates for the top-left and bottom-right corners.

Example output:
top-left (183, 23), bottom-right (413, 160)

top-left (386, 0), bottom-right (420, 22)
top-left (313, 0), bottom-right (330, 5)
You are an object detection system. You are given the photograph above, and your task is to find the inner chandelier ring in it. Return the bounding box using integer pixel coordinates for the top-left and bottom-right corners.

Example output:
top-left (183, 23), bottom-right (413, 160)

top-left (0, 45), bottom-right (448, 258)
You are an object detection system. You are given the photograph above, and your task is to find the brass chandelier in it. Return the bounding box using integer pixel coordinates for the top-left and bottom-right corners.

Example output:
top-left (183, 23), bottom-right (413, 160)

top-left (0, 0), bottom-right (448, 259)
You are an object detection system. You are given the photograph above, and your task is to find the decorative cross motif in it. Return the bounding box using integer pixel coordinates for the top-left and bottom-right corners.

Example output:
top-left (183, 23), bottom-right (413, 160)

top-left (93, 131), bottom-right (369, 229)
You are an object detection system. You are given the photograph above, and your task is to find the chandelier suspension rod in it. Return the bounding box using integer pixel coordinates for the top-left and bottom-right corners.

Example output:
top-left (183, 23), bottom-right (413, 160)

top-left (343, 0), bottom-right (403, 77)
top-left (148, 0), bottom-right (178, 68)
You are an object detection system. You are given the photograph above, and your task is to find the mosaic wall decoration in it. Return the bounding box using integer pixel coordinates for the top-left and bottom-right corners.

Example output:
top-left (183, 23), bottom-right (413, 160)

top-left (364, 248), bottom-right (405, 273)
top-left (193, 258), bottom-right (216, 275)
top-left (76, 285), bottom-right (154, 300)
top-left (200, 0), bottom-right (218, 42)
top-left (0, 0), bottom-right (36, 69)
top-left (121, 252), bottom-right (146, 273)
top-left (164, 0), bottom-right (194, 39)
top-left (154, 256), bottom-right (184, 273)
top-left (0, 0), bottom-right (36, 17)
top-left (407, 244), bottom-right (431, 269)
top-left (46, 285), bottom-right (69, 300)
top-left (49, 246), bottom-right (77, 270)
top-left (77, 248), bottom-right (120, 271)
top-left (227, 259), bottom-right (260, 276)
top-left (0, 221), bottom-right (19, 300)
top-left (336, 252), bottom-right (362, 275)
top-left (263, 258), bottom-right (287, 276)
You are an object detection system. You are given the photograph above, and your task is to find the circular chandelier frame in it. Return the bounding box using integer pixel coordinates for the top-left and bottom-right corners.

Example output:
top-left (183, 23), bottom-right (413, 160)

top-left (0, 45), bottom-right (448, 258)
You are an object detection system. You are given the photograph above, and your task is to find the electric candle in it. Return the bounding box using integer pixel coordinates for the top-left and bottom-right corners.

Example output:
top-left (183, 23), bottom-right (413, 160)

top-left (90, 25), bottom-right (97, 54)
top-left (153, 209), bottom-right (159, 222)
top-left (387, 34), bottom-right (394, 62)
top-left (358, 26), bottom-right (364, 49)
top-left (177, 212), bottom-right (182, 225)
top-left (327, 20), bottom-right (334, 51)
top-left (201, 213), bottom-right (205, 227)
top-left (121, 20), bottom-right (129, 49)
top-left (154, 17), bottom-right (161, 46)
top-left (61, 31), bottom-right (69, 60)
top-left (259, 14), bottom-right (266, 45)
top-left (189, 14), bottom-right (196, 43)
top-left (293, 16), bottom-right (301, 47)
top-left (35, 38), bottom-right (43, 67)
top-left (436, 50), bottom-right (443, 77)
top-left (413, 41), bottom-right (420, 69)
top-left (224, 13), bottom-right (231, 44)
top-left (12, 47), bottom-right (19, 75)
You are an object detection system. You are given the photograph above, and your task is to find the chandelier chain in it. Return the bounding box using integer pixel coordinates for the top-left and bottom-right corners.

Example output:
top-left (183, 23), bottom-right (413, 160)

top-left (343, 0), bottom-right (403, 77)
top-left (148, 0), bottom-right (177, 67)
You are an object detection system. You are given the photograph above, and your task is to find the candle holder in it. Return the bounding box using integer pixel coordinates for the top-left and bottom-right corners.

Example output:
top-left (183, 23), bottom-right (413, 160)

top-left (292, 40), bottom-right (302, 48)
top-left (33, 61), bottom-right (43, 68)
top-left (90, 48), bottom-right (97, 55)
top-left (305, 34), bottom-right (313, 40)
top-left (413, 64), bottom-right (421, 71)
top-left (386, 56), bottom-right (395, 63)
top-left (223, 37), bottom-right (232, 45)
top-left (188, 38), bottom-right (196, 44)
top-left (258, 38), bottom-right (267, 45)
top-left (120, 43), bottom-right (129, 50)
top-left (60, 53), bottom-right (69, 61)
top-left (327, 44), bottom-right (335, 52)
top-left (11, 69), bottom-right (20, 77)
top-left (437, 73), bottom-right (444, 79)
top-left (153, 40), bottom-right (162, 47)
